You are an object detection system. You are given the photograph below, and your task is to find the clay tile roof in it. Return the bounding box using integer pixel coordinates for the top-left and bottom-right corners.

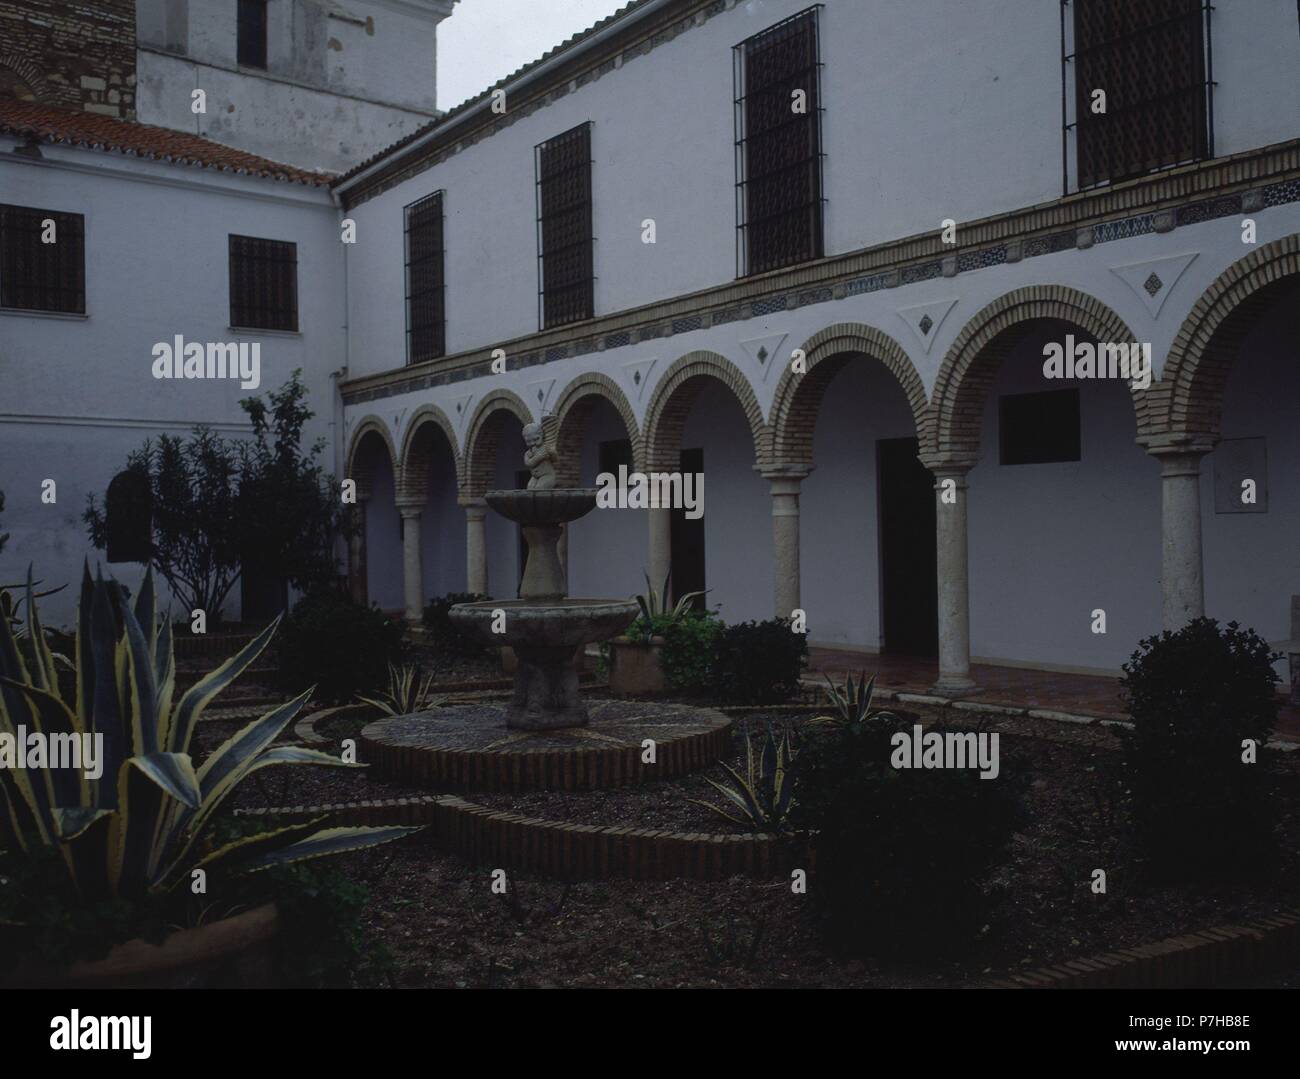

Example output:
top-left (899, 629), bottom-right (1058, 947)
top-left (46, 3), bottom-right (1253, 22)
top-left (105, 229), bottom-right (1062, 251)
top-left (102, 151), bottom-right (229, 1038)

top-left (0, 99), bottom-right (333, 187)
top-left (335, 0), bottom-right (658, 186)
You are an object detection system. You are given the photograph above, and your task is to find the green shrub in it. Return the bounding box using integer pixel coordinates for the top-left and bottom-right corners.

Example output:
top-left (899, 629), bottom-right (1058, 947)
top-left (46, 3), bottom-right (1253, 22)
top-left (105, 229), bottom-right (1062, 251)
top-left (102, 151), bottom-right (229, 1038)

top-left (657, 609), bottom-right (723, 693)
top-left (712, 618), bottom-right (807, 705)
top-left (422, 591), bottom-right (491, 657)
top-left (792, 714), bottom-right (1023, 959)
top-left (1119, 617), bottom-right (1280, 878)
top-left (277, 588), bottom-right (406, 704)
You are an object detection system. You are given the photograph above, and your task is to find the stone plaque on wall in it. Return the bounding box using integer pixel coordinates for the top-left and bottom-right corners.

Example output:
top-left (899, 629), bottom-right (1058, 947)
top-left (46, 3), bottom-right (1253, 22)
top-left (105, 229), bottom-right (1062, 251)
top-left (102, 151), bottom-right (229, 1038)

top-left (1213, 437), bottom-right (1268, 514)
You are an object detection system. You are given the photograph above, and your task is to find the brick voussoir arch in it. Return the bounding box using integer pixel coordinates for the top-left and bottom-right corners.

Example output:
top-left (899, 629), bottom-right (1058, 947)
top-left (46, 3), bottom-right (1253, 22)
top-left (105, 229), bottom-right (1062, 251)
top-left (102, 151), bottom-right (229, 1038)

top-left (1157, 233), bottom-right (1300, 442)
top-left (768, 323), bottom-right (929, 469)
top-left (461, 389), bottom-right (536, 497)
top-left (397, 404), bottom-right (461, 503)
top-left (929, 285), bottom-right (1140, 464)
top-left (642, 351), bottom-right (767, 472)
top-left (552, 372), bottom-right (643, 486)
top-left (345, 415), bottom-right (399, 501)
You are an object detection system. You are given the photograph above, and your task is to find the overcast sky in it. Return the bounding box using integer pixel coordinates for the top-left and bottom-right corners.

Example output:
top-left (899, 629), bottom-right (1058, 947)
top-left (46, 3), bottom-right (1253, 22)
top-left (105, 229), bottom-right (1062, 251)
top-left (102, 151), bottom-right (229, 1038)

top-left (437, 0), bottom-right (628, 111)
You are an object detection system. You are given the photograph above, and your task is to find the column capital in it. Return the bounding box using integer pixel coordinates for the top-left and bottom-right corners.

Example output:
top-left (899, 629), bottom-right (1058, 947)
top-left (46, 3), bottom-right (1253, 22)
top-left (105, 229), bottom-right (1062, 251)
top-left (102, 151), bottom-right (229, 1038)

top-left (757, 463), bottom-right (814, 490)
top-left (396, 500), bottom-right (425, 519)
top-left (1139, 432), bottom-right (1218, 460)
top-left (918, 454), bottom-right (979, 477)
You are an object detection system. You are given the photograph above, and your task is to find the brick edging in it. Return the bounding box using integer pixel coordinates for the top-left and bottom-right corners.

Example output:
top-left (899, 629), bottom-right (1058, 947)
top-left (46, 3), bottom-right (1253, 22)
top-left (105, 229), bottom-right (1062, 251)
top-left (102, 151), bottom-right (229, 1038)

top-left (359, 714), bottom-right (733, 792)
top-left (235, 794), bottom-right (805, 881)
top-left (984, 910), bottom-right (1300, 989)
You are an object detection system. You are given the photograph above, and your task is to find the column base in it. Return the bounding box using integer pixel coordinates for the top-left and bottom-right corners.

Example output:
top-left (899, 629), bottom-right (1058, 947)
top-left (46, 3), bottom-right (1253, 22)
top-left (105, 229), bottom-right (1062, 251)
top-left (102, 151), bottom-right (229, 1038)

top-left (929, 674), bottom-right (979, 697)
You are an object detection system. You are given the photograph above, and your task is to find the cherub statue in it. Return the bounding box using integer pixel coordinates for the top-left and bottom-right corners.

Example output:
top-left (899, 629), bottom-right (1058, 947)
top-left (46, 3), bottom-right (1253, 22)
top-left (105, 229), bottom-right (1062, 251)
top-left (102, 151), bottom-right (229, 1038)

top-left (523, 421), bottom-right (558, 490)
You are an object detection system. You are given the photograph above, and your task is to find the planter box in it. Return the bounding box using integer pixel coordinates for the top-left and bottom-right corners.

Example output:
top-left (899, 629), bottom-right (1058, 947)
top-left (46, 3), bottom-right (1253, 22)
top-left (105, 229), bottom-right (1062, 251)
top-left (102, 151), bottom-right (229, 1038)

top-left (608, 635), bottom-right (666, 696)
top-left (7, 903), bottom-right (279, 989)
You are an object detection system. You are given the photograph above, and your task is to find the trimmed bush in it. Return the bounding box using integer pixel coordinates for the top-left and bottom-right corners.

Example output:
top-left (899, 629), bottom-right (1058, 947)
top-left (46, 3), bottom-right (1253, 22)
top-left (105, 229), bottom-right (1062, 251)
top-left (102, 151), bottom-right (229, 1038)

top-left (422, 592), bottom-right (491, 657)
top-left (792, 714), bottom-right (1023, 958)
top-left (277, 589), bottom-right (406, 704)
top-left (712, 618), bottom-right (807, 705)
top-left (658, 609), bottom-right (723, 694)
top-left (1119, 617), bottom-right (1280, 878)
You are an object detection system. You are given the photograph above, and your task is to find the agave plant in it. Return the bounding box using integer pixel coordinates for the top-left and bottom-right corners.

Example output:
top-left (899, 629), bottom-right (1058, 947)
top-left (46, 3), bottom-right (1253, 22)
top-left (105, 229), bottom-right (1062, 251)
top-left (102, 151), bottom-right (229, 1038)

top-left (808, 671), bottom-right (899, 732)
top-left (690, 724), bottom-right (797, 833)
top-left (0, 565), bottom-right (419, 899)
top-left (634, 569), bottom-right (706, 625)
top-left (358, 662), bottom-right (442, 717)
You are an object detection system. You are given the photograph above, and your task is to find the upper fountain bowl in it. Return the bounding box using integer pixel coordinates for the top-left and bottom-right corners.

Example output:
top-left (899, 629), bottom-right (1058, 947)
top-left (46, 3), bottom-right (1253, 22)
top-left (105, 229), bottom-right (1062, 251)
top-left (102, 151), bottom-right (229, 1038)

top-left (485, 488), bottom-right (599, 526)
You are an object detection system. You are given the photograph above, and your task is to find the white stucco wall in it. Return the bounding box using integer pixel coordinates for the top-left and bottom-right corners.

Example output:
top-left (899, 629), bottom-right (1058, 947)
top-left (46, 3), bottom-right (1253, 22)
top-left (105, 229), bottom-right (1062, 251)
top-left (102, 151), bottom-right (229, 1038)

top-left (341, 0), bottom-right (1300, 375)
top-left (135, 0), bottom-right (449, 174)
top-left (0, 140), bottom-right (344, 627)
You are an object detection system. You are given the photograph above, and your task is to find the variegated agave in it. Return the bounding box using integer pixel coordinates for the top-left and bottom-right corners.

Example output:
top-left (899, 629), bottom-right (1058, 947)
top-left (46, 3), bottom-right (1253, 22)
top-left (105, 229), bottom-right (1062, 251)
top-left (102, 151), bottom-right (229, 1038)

top-left (358, 662), bottom-right (442, 717)
top-left (634, 569), bottom-right (707, 625)
top-left (0, 565), bottom-right (419, 899)
top-left (808, 671), bottom-right (899, 733)
top-left (691, 725), bottom-right (797, 833)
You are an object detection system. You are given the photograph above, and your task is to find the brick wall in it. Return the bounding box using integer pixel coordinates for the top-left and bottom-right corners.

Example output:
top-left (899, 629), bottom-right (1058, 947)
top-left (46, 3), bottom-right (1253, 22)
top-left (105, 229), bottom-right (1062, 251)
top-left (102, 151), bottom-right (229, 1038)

top-left (0, 0), bottom-right (136, 118)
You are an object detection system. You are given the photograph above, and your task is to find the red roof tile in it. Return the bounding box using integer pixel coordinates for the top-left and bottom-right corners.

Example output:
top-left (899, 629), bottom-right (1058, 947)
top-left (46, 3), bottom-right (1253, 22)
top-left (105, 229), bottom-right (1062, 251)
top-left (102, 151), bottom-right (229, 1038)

top-left (0, 99), bottom-right (333, 187)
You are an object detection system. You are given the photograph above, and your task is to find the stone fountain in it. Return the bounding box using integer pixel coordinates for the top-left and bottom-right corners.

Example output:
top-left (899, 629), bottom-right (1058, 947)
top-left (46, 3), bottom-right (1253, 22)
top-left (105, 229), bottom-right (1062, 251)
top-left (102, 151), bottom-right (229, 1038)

top-left (359, 420), bottom-right (730, 795)
top-left (447, 421), bottom-right (639, 730)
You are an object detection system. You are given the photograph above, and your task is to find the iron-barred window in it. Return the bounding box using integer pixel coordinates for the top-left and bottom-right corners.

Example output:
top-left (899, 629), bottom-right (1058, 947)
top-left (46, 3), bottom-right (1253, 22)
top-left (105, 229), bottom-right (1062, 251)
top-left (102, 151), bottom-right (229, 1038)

top-left (229, 235), bottom-right (298, 331)
top-left (405, 191), bottom-right (446, 364)
top-left (733, 6), bottom-right (824, 277)
top-left (1065, 0), bottom-right (1211, 191)
top-left (535, 122), bottom-right (594, 330)
top-left (0, 204), bottom-right (85, 314)
top-left (238, 0), bottom-right (268, 69)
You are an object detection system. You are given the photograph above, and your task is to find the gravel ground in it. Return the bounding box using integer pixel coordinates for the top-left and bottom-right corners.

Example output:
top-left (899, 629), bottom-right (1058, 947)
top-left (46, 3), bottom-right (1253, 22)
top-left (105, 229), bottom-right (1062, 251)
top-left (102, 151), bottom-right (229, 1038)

top-left (202, 702), bottom-right (1300, 986)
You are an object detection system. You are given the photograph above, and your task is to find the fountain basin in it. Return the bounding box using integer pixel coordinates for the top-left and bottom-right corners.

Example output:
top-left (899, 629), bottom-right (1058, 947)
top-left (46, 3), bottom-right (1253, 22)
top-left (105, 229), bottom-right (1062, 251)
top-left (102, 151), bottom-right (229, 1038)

top-left (485, 488), bottom-right (599, 525)
top-left (449, 598), bottom-right (638, 648)
top-left (450, 599), bottom-right (639, 730)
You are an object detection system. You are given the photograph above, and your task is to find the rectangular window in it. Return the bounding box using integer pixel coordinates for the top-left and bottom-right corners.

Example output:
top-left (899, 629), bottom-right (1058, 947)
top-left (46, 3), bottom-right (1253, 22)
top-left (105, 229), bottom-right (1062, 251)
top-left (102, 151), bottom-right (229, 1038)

top-left (0, 204), bottom-right (85, 314)
top-left (229, 234), bottom-right (298, 331)
top-left (733, 6), bottom-right (824, 277)
top-left (535, 122), bottom-right (594, 330)
top-left (405, 191), bottom-right (446, 364)
top-left (1066, 0), bottom-right (1211, 191)
top-left (999, 389), bottom-right (1081, 465)
top-left (237, 0), bottom-right (268, 69)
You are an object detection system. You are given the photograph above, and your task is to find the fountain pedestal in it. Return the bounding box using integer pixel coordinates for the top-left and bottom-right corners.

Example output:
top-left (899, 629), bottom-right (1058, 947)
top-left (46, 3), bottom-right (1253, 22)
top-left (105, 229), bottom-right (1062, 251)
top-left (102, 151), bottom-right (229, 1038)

top-left (449, 488), bottom-right (637, 730)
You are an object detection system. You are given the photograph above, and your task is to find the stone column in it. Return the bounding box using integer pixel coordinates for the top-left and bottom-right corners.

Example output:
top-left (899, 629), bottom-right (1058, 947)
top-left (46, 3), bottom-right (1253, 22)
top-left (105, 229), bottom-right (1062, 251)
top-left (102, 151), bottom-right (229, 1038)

top-left (647, 505), bottom-right (672, 592)
top-left (1150, 445), bottom-right (1211, 630)
top-left (462, 497), bottom-right (488, 596)
top-left (348, 499), bottom-right (369, 606)
top-left (761, 466), bottom-right (811, 620)
top-left (397, 501), bottom-right (424, 624)
top-left (930, 463), bottom-right (978, 695)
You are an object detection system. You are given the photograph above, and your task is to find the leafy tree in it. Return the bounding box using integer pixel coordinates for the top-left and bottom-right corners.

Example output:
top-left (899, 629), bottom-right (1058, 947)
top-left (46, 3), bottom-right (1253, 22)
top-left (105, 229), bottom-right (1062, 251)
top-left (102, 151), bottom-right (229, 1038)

top-left (84, 372), bottom-right (352, 624)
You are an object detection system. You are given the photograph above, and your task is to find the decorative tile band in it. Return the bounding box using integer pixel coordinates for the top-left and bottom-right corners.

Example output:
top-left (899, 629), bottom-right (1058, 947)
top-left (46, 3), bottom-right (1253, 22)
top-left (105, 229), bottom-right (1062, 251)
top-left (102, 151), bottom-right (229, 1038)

top-left (342, 146), bottom-right (1300, 408)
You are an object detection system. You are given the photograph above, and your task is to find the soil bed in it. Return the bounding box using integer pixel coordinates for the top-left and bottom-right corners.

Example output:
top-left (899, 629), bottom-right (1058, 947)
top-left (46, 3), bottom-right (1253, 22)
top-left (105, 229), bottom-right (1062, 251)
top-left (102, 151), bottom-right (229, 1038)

top-left (215, 704), bottom-right (1300, 986)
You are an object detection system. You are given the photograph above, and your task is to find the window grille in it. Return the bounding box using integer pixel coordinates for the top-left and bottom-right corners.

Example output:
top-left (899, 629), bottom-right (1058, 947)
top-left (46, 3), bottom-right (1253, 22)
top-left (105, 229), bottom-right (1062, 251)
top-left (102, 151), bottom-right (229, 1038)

top-left (0, 204), bottom-right (85, 314)
top-left (229, 234), bottom-right (298, 331)
top-left (1063, 0), bottom-right (1213, 192)
top-left (535, 123), bottom-right (595, 330)
top-left (733, 6), bottom-right (825, 277)
top-left (405, 191), bottom-right (446, 364)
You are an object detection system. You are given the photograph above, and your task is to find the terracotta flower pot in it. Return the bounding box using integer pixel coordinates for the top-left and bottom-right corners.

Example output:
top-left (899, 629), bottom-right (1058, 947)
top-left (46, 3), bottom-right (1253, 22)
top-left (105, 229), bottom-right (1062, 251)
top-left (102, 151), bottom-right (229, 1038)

top-left (7, 903), bottom-right (280, 989)
top-left (608, 635), bottom-right (667, 696)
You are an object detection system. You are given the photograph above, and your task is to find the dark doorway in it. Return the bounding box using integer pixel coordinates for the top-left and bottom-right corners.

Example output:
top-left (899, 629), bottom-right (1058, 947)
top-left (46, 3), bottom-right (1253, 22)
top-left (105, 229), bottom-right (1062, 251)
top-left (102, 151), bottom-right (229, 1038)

top-left (670, 447), bottom-right (705, 607)
top-left (877, 437), bottom-right (938, 656)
